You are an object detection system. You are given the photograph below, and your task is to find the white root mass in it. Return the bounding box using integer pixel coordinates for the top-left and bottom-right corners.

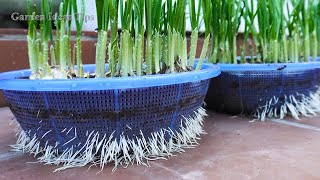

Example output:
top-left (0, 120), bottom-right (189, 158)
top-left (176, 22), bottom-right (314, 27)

top-left (11, 108), bottom-right (207, 173)
top-left (254, 89), bottom-right (320, 121)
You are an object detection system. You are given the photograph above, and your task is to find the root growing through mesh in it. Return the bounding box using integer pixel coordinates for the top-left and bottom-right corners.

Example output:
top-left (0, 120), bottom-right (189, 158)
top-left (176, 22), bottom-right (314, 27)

top-left (11, 108), bottom-right (207, 173)
top-left (254, 89), bottom-right (320, 121)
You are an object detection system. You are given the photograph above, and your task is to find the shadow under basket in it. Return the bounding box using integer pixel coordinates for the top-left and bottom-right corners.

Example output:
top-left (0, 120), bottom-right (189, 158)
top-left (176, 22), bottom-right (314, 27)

top-left (0, 63), bottom-right (220, 172)
top-left (205, 60), bottom-right (320, 121)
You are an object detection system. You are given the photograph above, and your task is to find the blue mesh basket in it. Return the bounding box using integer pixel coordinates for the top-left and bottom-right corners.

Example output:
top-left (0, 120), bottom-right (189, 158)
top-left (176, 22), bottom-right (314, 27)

top-left (0, 63), bottom-right (220, 151)
top-left (205, 61), bottom-right (320, 118)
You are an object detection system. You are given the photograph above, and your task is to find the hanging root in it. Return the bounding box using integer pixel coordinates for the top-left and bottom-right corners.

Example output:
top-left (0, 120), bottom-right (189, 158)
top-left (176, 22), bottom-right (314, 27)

top-left (10, 108), bottom-right (207, 173)
top-left (254, 89), bottom-right (320, 121)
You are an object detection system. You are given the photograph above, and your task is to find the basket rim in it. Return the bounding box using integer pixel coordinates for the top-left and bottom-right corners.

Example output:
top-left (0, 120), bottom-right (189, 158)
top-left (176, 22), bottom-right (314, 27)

top-left (218, 57), bottom-right (320, 71)
top-left (0, 63), bottom-right (220, 91)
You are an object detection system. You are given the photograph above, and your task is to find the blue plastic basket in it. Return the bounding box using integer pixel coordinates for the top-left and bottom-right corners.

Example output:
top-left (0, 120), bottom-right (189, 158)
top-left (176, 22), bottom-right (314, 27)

top-left (0, 63), bottom-right (220, 151)
top-left (205, 61), bottom-right (320, 117)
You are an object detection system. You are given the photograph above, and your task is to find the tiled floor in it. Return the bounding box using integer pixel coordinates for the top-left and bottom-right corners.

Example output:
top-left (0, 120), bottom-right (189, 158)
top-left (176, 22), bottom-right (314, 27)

top-left (1, 107), bottom-right (320, 180)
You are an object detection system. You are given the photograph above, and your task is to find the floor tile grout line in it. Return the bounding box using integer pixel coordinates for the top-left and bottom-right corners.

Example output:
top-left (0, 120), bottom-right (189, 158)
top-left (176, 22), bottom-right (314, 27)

top-left (150, 162), bottom-right (184, 178)
top-left (271, 119), bottom-right (320, 132)
top-left (0, 151), bottom-right (22, 161)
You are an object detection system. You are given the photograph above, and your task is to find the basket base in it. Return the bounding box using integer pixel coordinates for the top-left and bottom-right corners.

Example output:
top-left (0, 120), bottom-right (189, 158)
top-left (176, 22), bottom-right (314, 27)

top-left (11, 108), bottom-right (207, 172)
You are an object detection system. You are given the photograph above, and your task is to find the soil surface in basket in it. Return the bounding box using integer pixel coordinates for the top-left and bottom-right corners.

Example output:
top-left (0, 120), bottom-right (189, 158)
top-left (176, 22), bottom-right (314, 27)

top-left (17, 63), bottom-right (195, 80)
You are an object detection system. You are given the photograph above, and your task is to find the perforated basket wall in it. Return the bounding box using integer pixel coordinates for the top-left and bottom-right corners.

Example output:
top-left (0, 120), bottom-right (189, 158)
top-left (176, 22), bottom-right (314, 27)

top-left (206, 62), bottom-right (320, 115)
top-left (3, 81), bottom-right (209, 150)
top-left (0, 63), bottom-right (220, 151)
